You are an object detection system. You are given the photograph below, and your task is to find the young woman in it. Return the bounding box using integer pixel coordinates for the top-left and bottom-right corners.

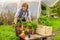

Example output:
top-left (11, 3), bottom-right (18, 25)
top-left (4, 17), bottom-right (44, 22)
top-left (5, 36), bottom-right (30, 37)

top-left (14, 3), bottom-right (31, 40)
top-left (14, 3), bottom-right (31, 24)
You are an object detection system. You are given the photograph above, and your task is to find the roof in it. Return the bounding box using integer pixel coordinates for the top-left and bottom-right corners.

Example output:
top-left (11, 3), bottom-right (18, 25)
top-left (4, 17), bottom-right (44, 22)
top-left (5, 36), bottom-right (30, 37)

top-left (41, 0), bottom-right (59, 7)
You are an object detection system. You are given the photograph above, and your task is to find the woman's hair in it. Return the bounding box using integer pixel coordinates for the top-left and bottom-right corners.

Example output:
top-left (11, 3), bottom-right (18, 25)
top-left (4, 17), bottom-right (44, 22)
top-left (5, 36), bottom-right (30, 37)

top-left (22, 3), bottom-right (28, 9)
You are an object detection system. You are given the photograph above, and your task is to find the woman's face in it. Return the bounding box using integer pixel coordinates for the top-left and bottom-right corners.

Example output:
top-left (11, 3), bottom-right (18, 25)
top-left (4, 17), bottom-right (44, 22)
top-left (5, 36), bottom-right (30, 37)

top-left (22, 7), bottom-right (27, 11)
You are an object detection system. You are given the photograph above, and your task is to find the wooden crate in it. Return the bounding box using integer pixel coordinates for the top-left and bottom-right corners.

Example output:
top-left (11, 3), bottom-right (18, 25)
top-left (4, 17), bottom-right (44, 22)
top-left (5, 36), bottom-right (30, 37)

top-left (36, 25), bottom-right (52, 37)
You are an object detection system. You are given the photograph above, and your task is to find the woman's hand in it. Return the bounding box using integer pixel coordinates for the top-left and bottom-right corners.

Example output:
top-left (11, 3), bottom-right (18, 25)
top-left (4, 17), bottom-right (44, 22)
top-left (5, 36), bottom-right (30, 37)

top-left (14, 18), bottom-right (18, 24)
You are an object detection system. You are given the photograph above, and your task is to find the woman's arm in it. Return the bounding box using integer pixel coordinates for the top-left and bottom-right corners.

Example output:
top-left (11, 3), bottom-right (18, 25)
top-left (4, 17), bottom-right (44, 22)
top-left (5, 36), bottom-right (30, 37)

top-left (27, 10), bottom-right (31, 21)
top-left (14, 9), bottom-right (20, 24)
top-left (14, 18), bottom-right (18, 24)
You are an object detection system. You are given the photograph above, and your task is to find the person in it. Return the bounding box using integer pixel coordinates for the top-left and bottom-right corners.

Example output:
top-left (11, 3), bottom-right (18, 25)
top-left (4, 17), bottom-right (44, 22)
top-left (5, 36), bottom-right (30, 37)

top-left (14, 3), bottom-right (31, 24)
top-left (14, 3), bottom-right (31, 40)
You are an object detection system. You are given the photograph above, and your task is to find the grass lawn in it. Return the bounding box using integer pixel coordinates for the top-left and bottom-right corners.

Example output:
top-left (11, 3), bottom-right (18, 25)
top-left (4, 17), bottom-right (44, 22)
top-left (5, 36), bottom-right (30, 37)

top-left (50, 18), bottom-right (60, 31)
top-left (0, 25), bottom-right (19, 40)
top-left (50, 18), bottom-right (60, 40)
top-left (0, 18), bottom-right (60, 40)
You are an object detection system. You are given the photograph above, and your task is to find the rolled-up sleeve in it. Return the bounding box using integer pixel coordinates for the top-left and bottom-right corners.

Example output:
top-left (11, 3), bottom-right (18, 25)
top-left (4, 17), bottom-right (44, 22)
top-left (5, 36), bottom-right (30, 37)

top-left (15, 9), bottom-right (20, 18)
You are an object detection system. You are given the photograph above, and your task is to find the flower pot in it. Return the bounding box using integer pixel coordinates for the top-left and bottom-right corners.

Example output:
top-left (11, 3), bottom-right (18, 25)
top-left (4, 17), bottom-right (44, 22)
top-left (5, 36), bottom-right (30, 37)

top-left (20, 31), bottom-right (26, 39)
top-left (25, 27), bottom-right (30, 32)
top-left (31, 30), bottom-right (34, 35)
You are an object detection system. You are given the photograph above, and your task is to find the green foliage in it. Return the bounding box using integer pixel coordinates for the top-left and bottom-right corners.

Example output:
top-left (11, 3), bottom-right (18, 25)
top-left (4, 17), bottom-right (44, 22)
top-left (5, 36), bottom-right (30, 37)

top-left (38, 12), bottom-right (60, 40)
top-left (27, 21), bottom-right (37, 30)
top-left (40, 1), bottom-right (60, 40)
top-left (0, 11), bottom-right (14, 25)
top-left (22, 21), bottom-right (37, 30)
top-left (17, 19), bottom-right (37, 30)
top-left (0, 25), bottom-right (19, 40)
top-left (50, 0), bottom-right (60, 17)
top-left (38, 15), bottom-right (52, 26)
top-left (0, 17), bottom-right (4, 25)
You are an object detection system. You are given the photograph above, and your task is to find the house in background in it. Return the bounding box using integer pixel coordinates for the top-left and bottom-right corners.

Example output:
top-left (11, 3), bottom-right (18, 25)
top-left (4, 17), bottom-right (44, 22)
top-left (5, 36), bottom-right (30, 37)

top-left (0, 0), bottom-right (59, 19)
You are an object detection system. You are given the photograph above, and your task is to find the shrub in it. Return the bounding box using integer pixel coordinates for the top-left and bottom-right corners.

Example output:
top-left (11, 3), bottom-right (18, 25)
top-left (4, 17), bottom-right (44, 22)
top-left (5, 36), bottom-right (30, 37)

top-left (0, 10), bottom-right (15, 25)
top-left (38, 15), bottom-right (52, 26)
